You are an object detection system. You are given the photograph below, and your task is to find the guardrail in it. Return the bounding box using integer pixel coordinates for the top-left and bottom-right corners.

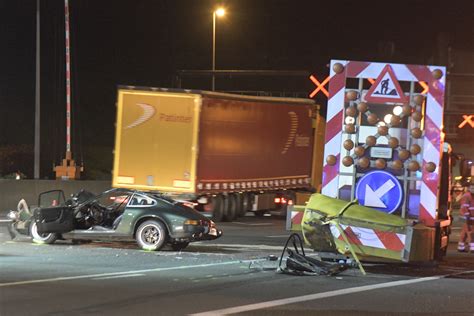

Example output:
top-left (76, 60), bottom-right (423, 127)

top-left (0, 180), bottom-right (110, 216)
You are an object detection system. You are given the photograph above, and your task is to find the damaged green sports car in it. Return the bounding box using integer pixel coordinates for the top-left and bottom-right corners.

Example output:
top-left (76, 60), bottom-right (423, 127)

top-left (8, 188), bottom-right (222, 251)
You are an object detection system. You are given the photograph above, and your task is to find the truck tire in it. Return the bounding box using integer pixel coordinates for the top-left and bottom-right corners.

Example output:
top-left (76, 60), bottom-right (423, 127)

top-left (211, 195), bottom-right (224, 222)
top-left (243, 193), bottom-right (253, 212)
top-left (236, 193), bottom-right (246, 217)
top-left (224, 194), bottom-right (237, 221)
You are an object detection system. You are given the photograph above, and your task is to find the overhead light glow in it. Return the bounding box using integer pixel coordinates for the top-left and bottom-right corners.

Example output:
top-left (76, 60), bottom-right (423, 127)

top-left (215, 8), bottom-right (225, 17)
top-left (384, 114), bottom-right (393, 124)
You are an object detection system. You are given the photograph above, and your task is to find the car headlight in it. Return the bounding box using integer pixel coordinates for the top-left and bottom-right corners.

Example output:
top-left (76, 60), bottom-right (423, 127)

top-left (7, 210), bottom-right (19, 222)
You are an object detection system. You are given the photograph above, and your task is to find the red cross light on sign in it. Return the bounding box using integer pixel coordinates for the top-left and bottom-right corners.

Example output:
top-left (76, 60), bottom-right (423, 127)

top-left (458, 115), bottom-right (474, 128)
top-left (309, 75), bottom-right (329, 98)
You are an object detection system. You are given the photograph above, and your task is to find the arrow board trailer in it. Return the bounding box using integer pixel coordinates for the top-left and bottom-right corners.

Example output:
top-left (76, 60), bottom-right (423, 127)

top-left (288, 61), bottom-right (452, 263)
top-left (113, 87), bottom-right (324, 222)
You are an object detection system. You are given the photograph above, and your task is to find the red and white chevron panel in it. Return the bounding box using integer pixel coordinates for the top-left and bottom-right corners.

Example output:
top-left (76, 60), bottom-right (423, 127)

top-left (330, 223), bottom-right (406, 252)
top-left (290, 210), bottom-right (304, 227)
top-left (321, 60), bottom-right (446, 226)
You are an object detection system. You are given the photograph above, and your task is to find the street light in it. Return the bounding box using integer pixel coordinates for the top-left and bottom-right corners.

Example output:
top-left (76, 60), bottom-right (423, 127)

top-left (212, 7), bottom-right (225, 91)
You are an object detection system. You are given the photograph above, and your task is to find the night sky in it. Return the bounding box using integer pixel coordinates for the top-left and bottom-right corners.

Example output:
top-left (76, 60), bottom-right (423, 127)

top-left (1, 0), bottom-right (473, 178)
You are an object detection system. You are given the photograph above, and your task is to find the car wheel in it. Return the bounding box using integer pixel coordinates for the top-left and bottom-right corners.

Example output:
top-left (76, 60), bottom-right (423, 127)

top-left (255, 210), bottom-right (266, 217)
top-left (30, 222), bottom-right (58, 244)
top-left (135, 220), bottom-right (168, 251)
top-left (171, 241), bottom-right (189, 251)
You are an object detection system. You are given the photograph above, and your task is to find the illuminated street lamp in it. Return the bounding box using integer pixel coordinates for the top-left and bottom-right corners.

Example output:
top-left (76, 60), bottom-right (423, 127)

top-left (212, 7), bottom-right (225, 91)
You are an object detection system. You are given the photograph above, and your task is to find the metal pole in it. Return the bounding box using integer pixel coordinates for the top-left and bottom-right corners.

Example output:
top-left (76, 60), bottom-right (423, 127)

top-left (65, 0), bottom-right (72, 157)
top-left (212, 11), bottom-right (216, 91)
top-left (34, 0), bottom-right (40, 179)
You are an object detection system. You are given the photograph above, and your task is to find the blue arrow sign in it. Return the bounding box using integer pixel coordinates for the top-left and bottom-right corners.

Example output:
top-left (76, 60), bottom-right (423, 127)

top-left (355, 170), bottom-right (403, 213)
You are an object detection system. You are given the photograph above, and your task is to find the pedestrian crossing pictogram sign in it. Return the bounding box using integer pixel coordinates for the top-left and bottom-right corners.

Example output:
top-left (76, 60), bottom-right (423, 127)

top-left (364, 65), bottom-right (408, 104)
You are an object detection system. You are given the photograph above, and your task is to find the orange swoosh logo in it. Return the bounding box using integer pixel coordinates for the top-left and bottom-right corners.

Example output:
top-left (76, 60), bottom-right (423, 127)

top-left (281, 111), bottom-right (298, 154)
top-left (124, 103), bottom-right (156, 129)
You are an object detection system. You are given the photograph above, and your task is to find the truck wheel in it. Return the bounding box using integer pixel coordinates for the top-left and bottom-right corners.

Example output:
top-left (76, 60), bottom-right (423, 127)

top-left (236, 193), bottom-right (246, 217)
top-left (30, 222), bottom-right (58, 245)
top-left (224, 194), bottom-right (237, 221)
top-left (135, 220), bottom-right (168, 251)
top-left (242, 193), bottom-right (253, 212)
top-left (211, 195), bottom-right (224, 222)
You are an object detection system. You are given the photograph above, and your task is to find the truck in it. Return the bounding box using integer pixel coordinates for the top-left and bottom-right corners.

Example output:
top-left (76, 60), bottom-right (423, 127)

top-left (287, 60), bottom-right (453, 264)
top-left (112, 86), bottom-right (325, 222)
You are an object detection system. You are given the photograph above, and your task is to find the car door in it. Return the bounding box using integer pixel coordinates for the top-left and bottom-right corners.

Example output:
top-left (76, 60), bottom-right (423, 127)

top-left (34, 190), bottom-right (74, 234)
top-left (34, 207), bottom-right (74, 234)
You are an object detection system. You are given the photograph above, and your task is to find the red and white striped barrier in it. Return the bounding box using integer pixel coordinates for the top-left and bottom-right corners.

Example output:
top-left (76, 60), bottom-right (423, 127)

top-left (321, 60), bottom-right (446, 226)
top-left (330, 224), bottom-right (406, 252)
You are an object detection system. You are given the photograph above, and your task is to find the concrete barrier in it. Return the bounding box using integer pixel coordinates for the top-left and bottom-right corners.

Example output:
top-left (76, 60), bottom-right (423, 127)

top-left (0, 180), bottom-right (111, 215)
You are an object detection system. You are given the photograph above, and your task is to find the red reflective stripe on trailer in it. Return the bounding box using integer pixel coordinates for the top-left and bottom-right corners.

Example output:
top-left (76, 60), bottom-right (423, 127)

top-left (339, 226), bottom-right (363, 245)
top-left (375, 231), bottom-right (405, 252)
top-left (423, 115), bottom-right (441, 146)
top-left (422, 160), bottom-right (439, 197)
top-left (345, 61), bottom-right (371, 78)
top-left (292, 212), bottom-right (304, 226)
top-left (324, 111), bottom-right (343, 143)
top-left (328, 72), bottom-right (346, 99)
top-left (322, 153), bottom-right (340, 187)
top-left (406, 65), bottom-right (445, 107)
top-left (419, 204), bottom-right (436, 225)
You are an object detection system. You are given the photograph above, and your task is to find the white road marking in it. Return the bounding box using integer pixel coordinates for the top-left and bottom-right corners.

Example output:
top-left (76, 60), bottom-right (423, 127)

top-left (193, 243), bottom-right (286, 251)
top-left (0, 259), bottom-right (264, 287)
top-left (231, 222), bottom-right (273, 226)
top-left (190, 276), bottom-right (443, 316)
top-left (92, 273), bottom-right (145, 280)
top-left (192, 242), bottom-right (313, 252)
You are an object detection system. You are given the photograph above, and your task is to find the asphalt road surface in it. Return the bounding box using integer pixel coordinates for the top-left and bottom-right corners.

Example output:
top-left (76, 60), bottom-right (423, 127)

top-left (1, 215), bottom-right (473, 316)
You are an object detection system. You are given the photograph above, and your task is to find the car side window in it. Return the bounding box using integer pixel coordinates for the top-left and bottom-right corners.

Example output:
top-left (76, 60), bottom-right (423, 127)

top-left (96, 192), bottom-right (131, 209)
top-left (128, 194), bottom-right (156, 207)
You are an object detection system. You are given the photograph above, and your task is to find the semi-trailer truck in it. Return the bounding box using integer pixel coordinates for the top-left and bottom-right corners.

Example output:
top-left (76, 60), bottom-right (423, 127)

top-left (112, 86), bottom-right (325, 221)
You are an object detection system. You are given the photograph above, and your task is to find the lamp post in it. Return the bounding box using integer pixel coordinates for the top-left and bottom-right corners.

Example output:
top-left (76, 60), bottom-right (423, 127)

top-left (34, 0), bottom-right (40, 179)
top-left (212, 8), bottom-right (225, 91)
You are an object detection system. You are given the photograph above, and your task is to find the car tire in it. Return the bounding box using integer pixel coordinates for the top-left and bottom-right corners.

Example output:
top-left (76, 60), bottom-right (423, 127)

top-left (171, 241), bottom-right (189, 251)
top-left (30, 222), bottom-right (58, 245)
top-left (135, 220), bottom-right (168, 251)
top-left (255, 210), bottom-right (266, 217)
